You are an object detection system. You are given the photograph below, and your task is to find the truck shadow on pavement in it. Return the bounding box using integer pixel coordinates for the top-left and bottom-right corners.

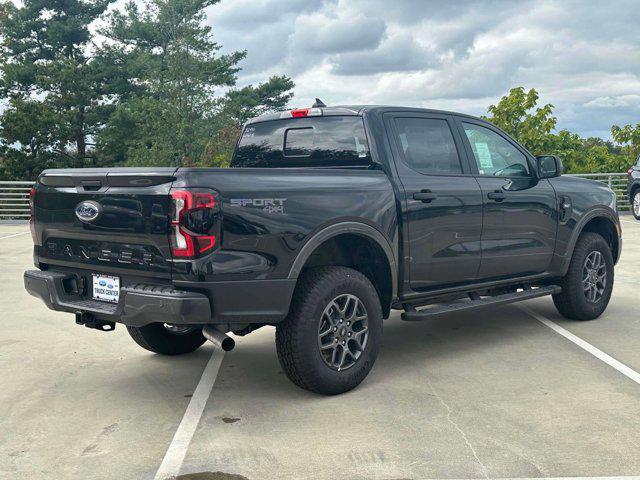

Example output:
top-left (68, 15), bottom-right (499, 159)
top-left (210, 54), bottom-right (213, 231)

top-left (213, 304), bottom-right (548, 400)
top-left (101, 345), bottom-right (214, 402)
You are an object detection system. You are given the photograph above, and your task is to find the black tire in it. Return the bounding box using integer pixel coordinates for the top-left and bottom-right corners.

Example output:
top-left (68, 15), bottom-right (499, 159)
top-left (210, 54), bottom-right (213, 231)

top-left (276, 266), bottom-right (383, 395)
top-left (552, 232), bottom-right (614, 320)
top-left (631, 189), bottom-right (640, 220)
top-left (127, 323), bottom-right (206, 355)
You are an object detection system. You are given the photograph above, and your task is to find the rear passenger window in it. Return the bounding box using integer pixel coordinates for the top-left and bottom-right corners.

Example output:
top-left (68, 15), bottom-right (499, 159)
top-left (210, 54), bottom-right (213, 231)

top-left (394, 118), bottom-right (463, 175)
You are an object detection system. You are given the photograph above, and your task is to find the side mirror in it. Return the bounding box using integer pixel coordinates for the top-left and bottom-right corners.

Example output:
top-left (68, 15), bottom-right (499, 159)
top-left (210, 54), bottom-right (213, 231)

top-left (536, 155), bottom-right (563, 179)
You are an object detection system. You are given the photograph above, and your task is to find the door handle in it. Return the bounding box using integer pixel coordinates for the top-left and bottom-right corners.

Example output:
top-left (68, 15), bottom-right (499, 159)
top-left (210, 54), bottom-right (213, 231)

top-left (487, 190), bottom-right (506, 202)
top-left (413, 190), bottom-right (438, 203)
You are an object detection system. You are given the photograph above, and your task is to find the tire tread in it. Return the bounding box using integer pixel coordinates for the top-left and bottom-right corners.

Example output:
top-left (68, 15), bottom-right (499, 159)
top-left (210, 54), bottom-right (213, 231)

top-left (552, 232), bottom-right (613, 320)
top-left (127, 323), bottom-right (206, 355)
top-left (276, 266), bottom-right (382, 395)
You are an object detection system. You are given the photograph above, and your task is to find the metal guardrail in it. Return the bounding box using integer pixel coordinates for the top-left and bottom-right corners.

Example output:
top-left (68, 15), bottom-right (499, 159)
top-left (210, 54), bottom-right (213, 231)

top-left (0, 173), bottom-right (631, 220)
top-left (567, 173), bottom-right (630, 211)
top-left (0, 181), bottom-right (34, 219)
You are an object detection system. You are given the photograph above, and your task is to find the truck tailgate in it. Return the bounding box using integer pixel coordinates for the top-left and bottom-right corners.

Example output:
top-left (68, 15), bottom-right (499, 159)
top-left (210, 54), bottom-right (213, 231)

top-left (34, 168), bottom-right (177, 278)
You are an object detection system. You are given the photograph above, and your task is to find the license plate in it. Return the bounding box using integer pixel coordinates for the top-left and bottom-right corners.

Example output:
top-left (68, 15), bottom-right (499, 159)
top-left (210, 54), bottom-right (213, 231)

top-left (92, 274), bottom-right (120, 303)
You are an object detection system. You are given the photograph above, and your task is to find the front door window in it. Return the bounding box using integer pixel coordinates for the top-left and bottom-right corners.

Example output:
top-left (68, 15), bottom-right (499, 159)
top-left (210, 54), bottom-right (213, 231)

top-left (462, 123), bottom-right (531, 177)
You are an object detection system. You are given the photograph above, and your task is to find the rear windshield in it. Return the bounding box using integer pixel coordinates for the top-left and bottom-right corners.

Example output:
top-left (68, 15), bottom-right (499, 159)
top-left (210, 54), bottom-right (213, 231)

top-left (231, 116), bottom-right (371, 168)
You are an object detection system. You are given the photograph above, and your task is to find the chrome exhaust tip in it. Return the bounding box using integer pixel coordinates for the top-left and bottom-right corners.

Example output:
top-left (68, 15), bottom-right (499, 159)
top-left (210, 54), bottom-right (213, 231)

top-left (202, 325), bottom-right (235, 352)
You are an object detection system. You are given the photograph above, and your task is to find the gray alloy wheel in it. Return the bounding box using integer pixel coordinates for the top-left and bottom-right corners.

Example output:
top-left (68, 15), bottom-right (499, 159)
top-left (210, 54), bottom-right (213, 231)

top-left (317, 294), bottom-right (369, 371)
top-left (582, 250), bottom-right (607, 303)
top-left (275, 266), bottom-right (383, 395)
top-left (634, 191), bottom-right (640, 219)
top-left (552, 232), bottom-right (614, 321)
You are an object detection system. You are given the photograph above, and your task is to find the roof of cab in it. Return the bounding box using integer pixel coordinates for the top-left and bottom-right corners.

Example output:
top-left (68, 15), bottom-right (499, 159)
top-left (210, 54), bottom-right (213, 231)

top-left (245, 105), bottom-right (485, 125)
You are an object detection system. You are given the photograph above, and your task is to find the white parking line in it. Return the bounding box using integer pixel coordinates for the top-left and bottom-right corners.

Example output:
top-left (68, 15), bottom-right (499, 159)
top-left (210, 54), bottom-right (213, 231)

top-left (519, 304), bottom-right (640, 386)
top-left (154, 349), bottom-right (225, 480)
top-left (452, 477), bottom-right (640, 480)
top-left (0, 231), bottom-right (29, 240)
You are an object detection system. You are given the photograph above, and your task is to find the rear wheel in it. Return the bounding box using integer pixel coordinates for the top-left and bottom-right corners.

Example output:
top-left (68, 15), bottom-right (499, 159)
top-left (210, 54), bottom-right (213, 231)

top-left (127, 323), bottom-right (206, 355)
top-left (632, 190), bottom-right (640, 220)
top-left (552, 232), bottom-right (614, 320)
top-left (276, 267), bottom-right (383, 395)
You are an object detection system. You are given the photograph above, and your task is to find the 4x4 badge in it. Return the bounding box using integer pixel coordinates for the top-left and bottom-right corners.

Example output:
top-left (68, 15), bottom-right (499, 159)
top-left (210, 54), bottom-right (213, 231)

top-left (229, 198), bottom-right (286, 214)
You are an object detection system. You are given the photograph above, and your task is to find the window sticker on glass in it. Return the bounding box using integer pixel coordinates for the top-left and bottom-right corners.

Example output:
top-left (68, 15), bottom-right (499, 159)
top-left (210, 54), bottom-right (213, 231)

top-left (475, 142), bottom-right (493, 171)
top-left (355, 136), bottom-right (367, 158)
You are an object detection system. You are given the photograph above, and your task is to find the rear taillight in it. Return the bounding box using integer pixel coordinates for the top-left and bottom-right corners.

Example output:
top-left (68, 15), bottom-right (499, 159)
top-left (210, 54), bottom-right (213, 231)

top-left (29, 187), bottom-right (36, 243)
top-left (628, 167), bottom-right (634, 177)
top-left (170, 189), bottom-right (220, 258)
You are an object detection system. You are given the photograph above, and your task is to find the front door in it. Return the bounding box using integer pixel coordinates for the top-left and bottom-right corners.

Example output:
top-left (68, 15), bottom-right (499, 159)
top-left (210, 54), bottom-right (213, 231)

top-left (456, 119), bottom-right (558, 280)
top-left (386, 113), bottom-right (483, 290)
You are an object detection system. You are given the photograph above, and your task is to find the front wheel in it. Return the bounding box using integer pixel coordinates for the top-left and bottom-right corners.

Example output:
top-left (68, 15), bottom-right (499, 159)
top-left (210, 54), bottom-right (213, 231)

top-left (127, 323), bottom-right (206, 355)
top-left (632, 190), bottom-right (640, 220)
top-left (276, 267), bottom-right (383, 395)
top-left (553, 232), bottom-right (614, 320)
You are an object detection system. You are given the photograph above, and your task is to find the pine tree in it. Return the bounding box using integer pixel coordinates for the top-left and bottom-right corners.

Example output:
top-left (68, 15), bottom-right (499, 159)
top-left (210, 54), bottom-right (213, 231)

top-left (97, 0), bottom-right (294, 167)
top-left (0, 0), bottom-right (116, 178)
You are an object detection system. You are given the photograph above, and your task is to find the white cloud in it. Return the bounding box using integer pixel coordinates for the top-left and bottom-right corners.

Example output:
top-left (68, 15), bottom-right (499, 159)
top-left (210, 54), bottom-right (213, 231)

top-left (584, 95), bottom-right (640, 109)
top-left (204, 0), bottom-right (640, 138)
top-left (291, 11), bottom-right (386, 55)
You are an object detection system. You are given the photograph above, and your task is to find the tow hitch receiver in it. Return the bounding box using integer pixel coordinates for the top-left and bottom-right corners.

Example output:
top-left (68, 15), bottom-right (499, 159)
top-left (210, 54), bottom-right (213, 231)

top-left (75, 312), bottom-right (115, 331)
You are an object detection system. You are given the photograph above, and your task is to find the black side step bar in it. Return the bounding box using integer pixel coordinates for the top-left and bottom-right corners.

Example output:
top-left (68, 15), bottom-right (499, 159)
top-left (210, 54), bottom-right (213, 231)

top-left (401, 285), bottom-right (561, 322)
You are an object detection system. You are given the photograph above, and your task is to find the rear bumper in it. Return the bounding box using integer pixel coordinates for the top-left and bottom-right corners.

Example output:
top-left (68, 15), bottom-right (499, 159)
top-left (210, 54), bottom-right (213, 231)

top-left (24, 270), bottom-right (211, 328)
top-left (24, 269), bottom-right (297, 327)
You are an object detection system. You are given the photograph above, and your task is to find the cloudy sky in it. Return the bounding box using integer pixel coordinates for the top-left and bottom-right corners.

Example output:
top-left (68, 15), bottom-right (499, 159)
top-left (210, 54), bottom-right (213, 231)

top-left (205, 0), bottom-right (640, 139)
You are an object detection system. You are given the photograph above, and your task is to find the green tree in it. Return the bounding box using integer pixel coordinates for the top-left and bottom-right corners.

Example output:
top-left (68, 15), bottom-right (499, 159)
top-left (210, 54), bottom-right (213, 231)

top-left (551, 129), bottom-right (623, 173)
top-left (484, 87), bottom-right (557, 155)
top-left (611, 123), bottom-right (640, 165)
top-left (0, 0), bottom-right (116, 179)
top-left (485, 87), bottom-right (630, 173)
top-left (97, 0), bottom-right (293, 167)
top-left (205, 75), bottom-right (295, 166)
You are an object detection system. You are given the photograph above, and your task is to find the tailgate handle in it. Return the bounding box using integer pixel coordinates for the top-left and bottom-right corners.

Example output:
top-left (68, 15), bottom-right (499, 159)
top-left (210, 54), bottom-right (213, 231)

top-left (81, 180), bottom-right (102, 190)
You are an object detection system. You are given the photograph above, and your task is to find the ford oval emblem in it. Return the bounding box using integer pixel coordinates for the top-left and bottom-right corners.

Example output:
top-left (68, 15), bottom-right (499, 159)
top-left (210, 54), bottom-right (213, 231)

top-left (75, 201), bottom-right (102, 223)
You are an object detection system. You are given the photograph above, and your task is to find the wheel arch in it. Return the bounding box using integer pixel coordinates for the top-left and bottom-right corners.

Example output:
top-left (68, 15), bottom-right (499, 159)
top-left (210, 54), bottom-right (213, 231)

top-left (561, 208), bottom-right (621, 275)
top-left (288, 222), bottom-right (398, 318)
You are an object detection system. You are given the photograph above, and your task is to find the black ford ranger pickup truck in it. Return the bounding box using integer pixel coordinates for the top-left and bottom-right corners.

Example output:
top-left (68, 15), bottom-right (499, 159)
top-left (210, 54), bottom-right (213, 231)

top-left (25, 105), bottom-right (621, 395)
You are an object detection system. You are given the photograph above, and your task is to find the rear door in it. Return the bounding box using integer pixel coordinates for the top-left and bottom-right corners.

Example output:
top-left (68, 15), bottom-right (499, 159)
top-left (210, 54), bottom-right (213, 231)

top-left (34, 168), bottom-right (176, 279)
top-left (455, 118), bottom-right (557, 280)
top-left (385, 112), bottom-right (483, 290)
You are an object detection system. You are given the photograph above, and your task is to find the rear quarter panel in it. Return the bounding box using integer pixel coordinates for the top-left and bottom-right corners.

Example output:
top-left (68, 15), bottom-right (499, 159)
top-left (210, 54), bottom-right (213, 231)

top-left (171, 168), bottom-right (398, 282)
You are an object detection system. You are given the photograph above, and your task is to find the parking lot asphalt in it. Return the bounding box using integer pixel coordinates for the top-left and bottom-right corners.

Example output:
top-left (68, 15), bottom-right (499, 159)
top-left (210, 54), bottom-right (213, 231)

top-left (1, 218), bottom-right (640, 480)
